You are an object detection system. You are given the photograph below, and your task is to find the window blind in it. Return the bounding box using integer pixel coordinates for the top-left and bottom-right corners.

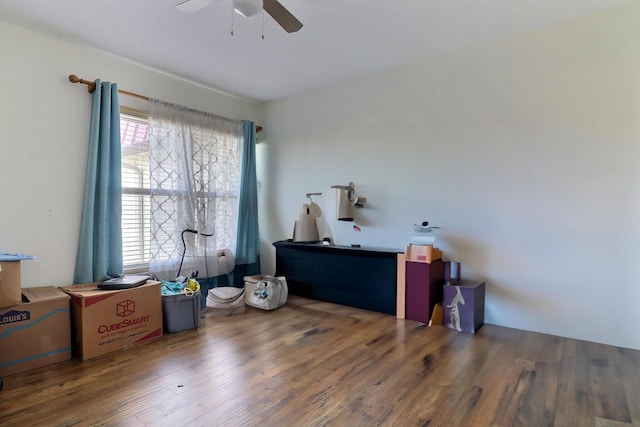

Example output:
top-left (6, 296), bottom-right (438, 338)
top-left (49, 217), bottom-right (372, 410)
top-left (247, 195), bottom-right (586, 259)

top-left (120, 113), bottom-right (151, 271)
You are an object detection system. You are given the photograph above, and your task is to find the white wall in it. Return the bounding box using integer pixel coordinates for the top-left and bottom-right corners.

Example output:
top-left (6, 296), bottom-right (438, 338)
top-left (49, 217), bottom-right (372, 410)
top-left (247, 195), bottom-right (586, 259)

top-left (0, 21), bottom-right (263, 287)
top-left (259, 4), bottom-right (640, 350)
top-left (2, 5), bottom-right (638, 350)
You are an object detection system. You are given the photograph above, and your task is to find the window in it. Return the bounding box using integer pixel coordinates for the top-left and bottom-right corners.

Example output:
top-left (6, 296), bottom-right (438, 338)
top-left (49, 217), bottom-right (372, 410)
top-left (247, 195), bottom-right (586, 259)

top-left (119, 106), bottom-right (243, 276)
top-left (146, 108), bottom-right (242, 279)
top-left (120, 109), bottom-right (151, 272)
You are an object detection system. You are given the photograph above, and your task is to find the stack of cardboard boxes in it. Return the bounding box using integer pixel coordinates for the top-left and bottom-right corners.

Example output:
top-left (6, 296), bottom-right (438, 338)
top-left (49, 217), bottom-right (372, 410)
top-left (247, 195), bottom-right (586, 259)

top-left (0, 254), bottom-right (165, 378)
top-left (396, 245), bottom-right (445, 324)
top-left (0, 255), bottom-right (71, 377)
top-left (396, 245), bottom-right (486, 333)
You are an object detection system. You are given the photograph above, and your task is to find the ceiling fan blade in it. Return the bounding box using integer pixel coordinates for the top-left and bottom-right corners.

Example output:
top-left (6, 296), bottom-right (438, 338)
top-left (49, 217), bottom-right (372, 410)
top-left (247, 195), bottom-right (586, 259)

top-left (263, 0), bottom-right (303, 33)
top-left (175, 0), bottom-right (212, 14)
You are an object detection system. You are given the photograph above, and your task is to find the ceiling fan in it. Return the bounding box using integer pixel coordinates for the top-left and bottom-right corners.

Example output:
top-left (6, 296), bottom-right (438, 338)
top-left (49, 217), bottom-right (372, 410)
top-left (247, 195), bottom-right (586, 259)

top-left (176, 0), bottom-right (303, 33)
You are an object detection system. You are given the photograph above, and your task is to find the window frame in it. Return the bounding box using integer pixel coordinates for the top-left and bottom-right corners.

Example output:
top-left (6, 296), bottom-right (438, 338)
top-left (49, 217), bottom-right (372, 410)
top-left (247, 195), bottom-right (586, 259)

top-left (120, 107), bottom-right (152, 273)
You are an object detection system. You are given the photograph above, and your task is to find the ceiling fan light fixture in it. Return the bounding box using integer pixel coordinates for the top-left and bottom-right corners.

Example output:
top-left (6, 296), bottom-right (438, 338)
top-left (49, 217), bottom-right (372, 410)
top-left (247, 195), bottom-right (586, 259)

top-left (233, 0), bottom-right (263, 18)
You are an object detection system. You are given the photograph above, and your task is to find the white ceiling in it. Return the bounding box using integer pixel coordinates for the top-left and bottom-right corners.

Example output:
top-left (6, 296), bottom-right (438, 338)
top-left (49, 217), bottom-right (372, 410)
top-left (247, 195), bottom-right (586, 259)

top-left (0, 0), bottom-right (632, 101)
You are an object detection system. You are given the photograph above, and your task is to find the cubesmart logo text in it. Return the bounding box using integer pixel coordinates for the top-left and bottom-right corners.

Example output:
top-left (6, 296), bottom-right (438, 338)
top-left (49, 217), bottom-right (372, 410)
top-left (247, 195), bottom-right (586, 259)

top-left (0, 309), bottom-right (30, 325)
top-left (97, 299), bottom-right (150, 333)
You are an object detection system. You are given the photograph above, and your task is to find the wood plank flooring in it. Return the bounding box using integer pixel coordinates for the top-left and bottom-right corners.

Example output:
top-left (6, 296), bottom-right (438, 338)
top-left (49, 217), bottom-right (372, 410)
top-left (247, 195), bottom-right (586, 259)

top-left (1, 295), bottom-right (639, 426)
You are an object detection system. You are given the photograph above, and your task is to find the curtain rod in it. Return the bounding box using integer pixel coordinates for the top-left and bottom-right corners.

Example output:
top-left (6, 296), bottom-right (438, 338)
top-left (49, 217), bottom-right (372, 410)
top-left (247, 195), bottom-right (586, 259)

top-left (68, 74), bottom-right (262, 132)
top-left (69, 74), bottom-right (148, 100)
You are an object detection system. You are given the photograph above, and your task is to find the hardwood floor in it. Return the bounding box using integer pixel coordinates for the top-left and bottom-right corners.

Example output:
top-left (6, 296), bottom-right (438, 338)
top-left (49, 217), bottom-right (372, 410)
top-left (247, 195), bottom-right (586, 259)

top-left (1, 295), bottom-right (639, 427)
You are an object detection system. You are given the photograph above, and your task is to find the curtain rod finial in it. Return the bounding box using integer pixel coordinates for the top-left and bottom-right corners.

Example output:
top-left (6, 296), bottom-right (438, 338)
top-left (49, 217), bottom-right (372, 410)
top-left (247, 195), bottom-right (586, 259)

top-left (69, 74), bottom-right (96, 93)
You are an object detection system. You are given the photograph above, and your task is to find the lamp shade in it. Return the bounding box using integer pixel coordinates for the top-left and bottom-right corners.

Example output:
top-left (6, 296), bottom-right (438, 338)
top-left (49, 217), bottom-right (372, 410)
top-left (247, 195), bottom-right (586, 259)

top-left (233, 0), bottom-right (263, 18)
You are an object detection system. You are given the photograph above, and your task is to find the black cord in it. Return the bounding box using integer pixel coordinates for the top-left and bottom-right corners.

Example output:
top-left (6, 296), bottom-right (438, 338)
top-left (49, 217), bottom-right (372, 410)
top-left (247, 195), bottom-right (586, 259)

top-left (176, 228), bottom-right (214, 280)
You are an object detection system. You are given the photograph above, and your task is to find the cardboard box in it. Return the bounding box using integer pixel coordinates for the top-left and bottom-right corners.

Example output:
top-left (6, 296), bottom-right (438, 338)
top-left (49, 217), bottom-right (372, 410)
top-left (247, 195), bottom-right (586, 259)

top-left (0, 254), bottom-right (36, 308)
top-left (60, 281), bottom-right (163, 360)
top-left (443, 280), bottom-right (486, 334)
top-left (0, 286), bottom-right (71, 377)
top-left (0, 261), bottom-right (23, 308)
top-left (405, 245), bottom-right (442, 264)
top-left (405, 259), bottom-right (444, 324)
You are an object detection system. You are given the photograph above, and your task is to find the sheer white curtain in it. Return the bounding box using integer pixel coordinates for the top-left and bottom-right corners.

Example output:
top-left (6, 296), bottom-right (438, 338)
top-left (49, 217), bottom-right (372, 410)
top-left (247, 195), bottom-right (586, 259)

top-left (147, 99), bottom-right (243, 281)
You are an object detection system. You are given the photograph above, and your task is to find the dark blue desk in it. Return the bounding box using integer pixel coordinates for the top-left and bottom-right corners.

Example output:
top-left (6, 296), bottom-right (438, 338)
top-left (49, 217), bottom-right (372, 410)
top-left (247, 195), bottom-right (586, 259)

top-left (273, 240), bottom-right (401, 315)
